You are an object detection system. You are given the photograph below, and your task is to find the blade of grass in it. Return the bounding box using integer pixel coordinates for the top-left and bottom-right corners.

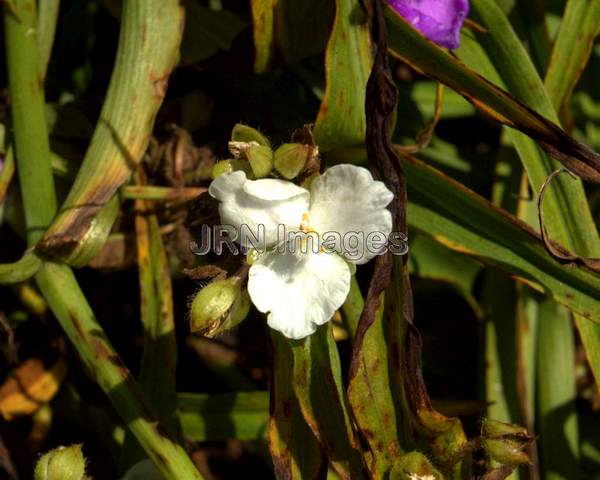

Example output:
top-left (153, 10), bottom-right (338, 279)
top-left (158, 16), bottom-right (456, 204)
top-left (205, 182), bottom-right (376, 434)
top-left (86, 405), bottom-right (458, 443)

top-left (467, 0), bottom-right (597, 254)
top-left (464, 9), bottom-right (595, 477)
top-left (544, 0), bottom-right (600, 116)
top-left (516, 0), bottom-right (551, 74)
top-left (536, 299), bottom-right (580, 480)
top-left (5, 2), bottom-right (202, 477)
top-left (341, 276), bottom-right (364, 340)
top-left (37, 0), bottom-right (183, 266)
top-left (120, 170), bottom-right (182, 469)
top-left (338, 150), bottom-right (600, 330)
top-left (269, 331), bottom-right (326, 479)
top-left (178, 391), bottom-right (269, 442)
top-left (384, 5), bottom-right (600, 185)
top-left (405, 152), bottom-right (600, 319)
top-left (289, 325), bottom-right (366, 479)
top-left (35, 262), bottom-right (203, 479)
top-left (120, 185), bottom-right (206, 201)
top-left (313, 0), bottom-right (372, 152)
top-left (37, 0), bottom-right (60, 79)
top-left (347, 294), bottom-right (403, 477)
top-left (250, 0), bottom-right (276, 73)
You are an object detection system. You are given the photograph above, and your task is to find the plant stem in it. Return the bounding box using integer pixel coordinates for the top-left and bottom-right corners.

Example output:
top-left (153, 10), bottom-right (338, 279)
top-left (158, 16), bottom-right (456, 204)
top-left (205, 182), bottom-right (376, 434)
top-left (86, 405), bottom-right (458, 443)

top-left (4, 1), bottom-right (203, 478)
top-left (4, 0), bottom-right (56, 246)
top-left (35, 262), bottom-right (203, 479)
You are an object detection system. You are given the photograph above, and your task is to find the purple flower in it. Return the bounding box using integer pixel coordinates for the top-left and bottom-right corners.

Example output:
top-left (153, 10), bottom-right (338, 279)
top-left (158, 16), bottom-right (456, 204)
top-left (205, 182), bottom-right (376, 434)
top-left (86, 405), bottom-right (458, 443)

top-left (387, 0), bottom-right (469, 49)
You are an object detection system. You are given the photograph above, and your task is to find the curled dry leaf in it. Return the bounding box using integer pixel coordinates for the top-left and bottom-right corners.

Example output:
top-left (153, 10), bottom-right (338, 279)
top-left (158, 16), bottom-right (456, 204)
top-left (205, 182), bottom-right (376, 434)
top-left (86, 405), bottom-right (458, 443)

top-left (537, 169), bottom-right (600, 272)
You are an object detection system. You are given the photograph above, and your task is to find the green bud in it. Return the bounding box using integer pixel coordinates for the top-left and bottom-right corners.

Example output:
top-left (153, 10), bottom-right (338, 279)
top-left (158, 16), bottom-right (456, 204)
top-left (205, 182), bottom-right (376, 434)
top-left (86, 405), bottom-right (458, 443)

top-left (482, 419), bottom-right (529, 439)
top-left (34, 445), bottom-right (87, 480)
top-left (390, 451), bottom-right (443, 480)
top-left (190, 278), bottom-right (250, 337)
top-left (483, 438), bottom-right (531, 466)
top-left (273, 143), bottom-right (317, 179)
top-left (211, 160), bottom-right (234, 179)
top-left (247, 144), bottom-right (273, 178)
top-left (231, 123), bottom-right (270, 147)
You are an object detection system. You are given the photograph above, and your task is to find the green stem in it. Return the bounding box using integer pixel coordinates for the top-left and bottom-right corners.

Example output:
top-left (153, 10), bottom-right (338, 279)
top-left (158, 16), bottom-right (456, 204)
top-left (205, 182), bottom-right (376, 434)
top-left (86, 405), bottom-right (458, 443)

top-left (0, 252), bottom-right (42, 284)
top-left (37, 0), bottom-right (61, 79)
top-left (4, 1), bottom-right (203, 478)
top-left (4, 0), bottom-right (56, 246)
top-left (35, 262), bottom-right (203, 480)
top-left (121, 185), bottom-right (206, 201)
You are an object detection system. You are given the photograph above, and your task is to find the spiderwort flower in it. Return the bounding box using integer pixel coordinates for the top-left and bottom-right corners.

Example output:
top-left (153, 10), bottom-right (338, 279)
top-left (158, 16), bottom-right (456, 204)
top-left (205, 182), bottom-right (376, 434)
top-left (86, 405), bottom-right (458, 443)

top-left (209, 164), bottom-right (394, 339)
top-left (387, 0), bottom-right (469, 49)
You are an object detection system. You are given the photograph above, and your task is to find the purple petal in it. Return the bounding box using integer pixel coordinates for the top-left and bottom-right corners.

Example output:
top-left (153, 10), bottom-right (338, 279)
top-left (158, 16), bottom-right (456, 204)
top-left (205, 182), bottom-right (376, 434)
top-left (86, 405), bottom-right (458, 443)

top-left (387, 0), bottom-right (470, 49)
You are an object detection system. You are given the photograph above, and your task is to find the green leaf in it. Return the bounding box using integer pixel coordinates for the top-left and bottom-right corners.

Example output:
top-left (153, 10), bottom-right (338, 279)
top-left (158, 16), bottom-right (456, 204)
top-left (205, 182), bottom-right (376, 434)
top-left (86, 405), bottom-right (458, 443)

top-left (178, 391), bottom-right (269, 442)
top-left (270, 331), bottom-right (326, 480)
top-left (466, 0), bottom-right (599, 254)
top-left (313, 0), bottom-right (372, 152)
top-left (273, 0), bottom-right (334, 65)
top-left (545, 0), bottom-right (600, 115)
top-left (251, 0), bottom-right (276, 73)
top-left (289, 325), bottom-right (365, 479)
top-left (404, 155), bottom-right (600, 326)
top-left (384, 5), bottom-right (600, 185)
top-left (536, 299), bottom-right (580, 480)
top-left (347, 294), bottom-right (403, 477)
top-left (35, 262), bottom-right (203, 480)
top-left (37, 0), bottom-right (184, 266)
top-left (180, 1), bottom-right (247, 64)
top-left (408, 234), bottom-right (482, 316)
top-left (121, 185), bottom-right (182, 469)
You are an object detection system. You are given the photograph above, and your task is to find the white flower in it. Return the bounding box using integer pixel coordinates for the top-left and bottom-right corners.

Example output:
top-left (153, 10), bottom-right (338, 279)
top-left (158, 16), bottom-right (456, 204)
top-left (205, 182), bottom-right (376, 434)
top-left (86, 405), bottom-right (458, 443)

top-left (208, 164), bottom-right (394, 339)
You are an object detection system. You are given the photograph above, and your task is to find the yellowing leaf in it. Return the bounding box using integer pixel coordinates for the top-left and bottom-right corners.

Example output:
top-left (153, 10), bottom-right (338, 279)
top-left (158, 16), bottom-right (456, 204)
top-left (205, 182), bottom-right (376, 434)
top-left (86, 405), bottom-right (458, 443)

top-left (0, 358), bottom-right (66, 421)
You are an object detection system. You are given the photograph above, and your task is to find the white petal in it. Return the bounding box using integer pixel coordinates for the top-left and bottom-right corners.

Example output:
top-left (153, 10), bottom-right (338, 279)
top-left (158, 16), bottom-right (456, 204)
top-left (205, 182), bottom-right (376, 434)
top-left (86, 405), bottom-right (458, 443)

top-left (248, 249), bottom-right (351, 339)
top-left (209, 171), bottom-right (310, 248)
top-left (309, 164), bottom-right (394, 265)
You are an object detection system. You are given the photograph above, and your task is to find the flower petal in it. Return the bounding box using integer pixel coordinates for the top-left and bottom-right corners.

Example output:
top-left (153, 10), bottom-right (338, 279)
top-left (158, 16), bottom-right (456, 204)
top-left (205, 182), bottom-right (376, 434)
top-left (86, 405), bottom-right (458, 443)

top-left (209, 171), bottom-right (310, 248)
top-left (309, 164), bottom-right (393, 265)
top-left (387, 0), bottom-right (469, 49)
top-left (248, 249), bottom-right (351, 339)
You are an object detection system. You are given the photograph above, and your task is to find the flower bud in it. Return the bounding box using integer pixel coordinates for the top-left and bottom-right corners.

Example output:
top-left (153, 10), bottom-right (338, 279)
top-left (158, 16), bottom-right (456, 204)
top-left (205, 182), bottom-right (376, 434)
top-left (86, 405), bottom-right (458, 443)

top-left (389, 451), bottom-right (442, 480)
top-left (190, 278), bottom-right (250, 337)
top-left (482, 419), bottom-right (529, 439)
top-left (211, 160), bottom-right (234, 179)
top-left (273, 143), bottom-right (317, 179)
top-left (34, 445), bottom-right (87, 480)
top-left (231, 123), bottom-right (270, 147)
top-left (247, 144), bottom-right (273, 178)
top-left (482, 438), bottom-right (531, 466)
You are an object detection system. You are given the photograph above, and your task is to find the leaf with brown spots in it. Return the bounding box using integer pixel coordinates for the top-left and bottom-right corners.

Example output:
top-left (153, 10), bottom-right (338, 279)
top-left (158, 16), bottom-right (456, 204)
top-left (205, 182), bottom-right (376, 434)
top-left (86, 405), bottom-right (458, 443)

top-left (313, 0), bottom-right (373, 152)
top-left (36, 0), bottom-right (184, 267)
top-left (288, 325), bottom-right (366, 479)
top-left (385, 4), bottom-right (600, 185)
top-left (269, 331), bottom-right (326, 480)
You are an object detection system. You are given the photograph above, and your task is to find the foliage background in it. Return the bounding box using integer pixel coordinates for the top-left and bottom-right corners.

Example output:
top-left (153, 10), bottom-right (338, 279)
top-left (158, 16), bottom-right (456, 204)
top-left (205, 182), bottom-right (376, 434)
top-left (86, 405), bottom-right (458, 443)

top-left (1, 0), bottom-right (600, 479)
